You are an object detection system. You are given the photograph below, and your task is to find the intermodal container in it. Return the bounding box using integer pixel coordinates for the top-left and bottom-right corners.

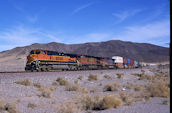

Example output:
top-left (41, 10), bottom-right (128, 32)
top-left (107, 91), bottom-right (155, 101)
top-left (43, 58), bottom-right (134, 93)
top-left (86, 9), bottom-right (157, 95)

top-left (130, 59), bottom-right (134, 68)
top-left (131, 59), bottom-right (134, 65)
top-left (123, 58), bottom-right (127, 64)
top-left (127, 59), bottom-right (131, 64)
top-left (123, 63), bottom-right (128, 68)
top-left (134, 60), bottom-right (139, 68)
top-left (112, 56), bottom-right (123, 63)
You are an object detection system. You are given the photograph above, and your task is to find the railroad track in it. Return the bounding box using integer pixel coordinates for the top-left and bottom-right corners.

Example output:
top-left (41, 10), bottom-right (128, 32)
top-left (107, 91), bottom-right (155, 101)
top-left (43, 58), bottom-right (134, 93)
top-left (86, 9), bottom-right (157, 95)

top-left (0, 67), bottom-right (143, 74)
top-left (0, 70), bottom-right (63, 73)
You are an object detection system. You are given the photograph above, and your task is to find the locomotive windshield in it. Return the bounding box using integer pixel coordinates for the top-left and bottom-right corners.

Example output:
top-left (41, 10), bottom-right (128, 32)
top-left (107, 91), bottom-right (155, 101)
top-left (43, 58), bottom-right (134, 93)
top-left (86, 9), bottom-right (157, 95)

top-left (30, 50), bottom-right (34, 54)
top-left (30, 50), bottom-right (40, 54)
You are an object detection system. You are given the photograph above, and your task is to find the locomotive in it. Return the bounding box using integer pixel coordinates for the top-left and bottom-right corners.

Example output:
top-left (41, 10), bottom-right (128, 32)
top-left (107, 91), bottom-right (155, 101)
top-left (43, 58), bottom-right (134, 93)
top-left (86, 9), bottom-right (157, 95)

top-left (25, 49), bottom-right (139, 72)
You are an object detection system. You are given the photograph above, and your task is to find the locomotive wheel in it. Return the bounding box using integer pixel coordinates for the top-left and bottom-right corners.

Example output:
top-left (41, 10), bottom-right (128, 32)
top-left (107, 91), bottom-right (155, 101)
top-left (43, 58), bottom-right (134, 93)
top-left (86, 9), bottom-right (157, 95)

top-left (36, 68), bottom-right (42, 72)
top-left (39, 68), bottom-right (44, 72)
top-left (32, 69), bottom-right (37, 72)
top-left (25, 70), bottom-right (31, 72)
top-left (45, 68), bottom-right (49, 72)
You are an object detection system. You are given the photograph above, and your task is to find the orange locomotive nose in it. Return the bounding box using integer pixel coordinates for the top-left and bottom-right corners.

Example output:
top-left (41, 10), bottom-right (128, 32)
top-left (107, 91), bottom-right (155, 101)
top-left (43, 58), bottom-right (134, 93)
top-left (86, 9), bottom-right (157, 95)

top-left (27, 55), bottom-right (37, 64)
top-left (26, 55), bottom-right (32, 64)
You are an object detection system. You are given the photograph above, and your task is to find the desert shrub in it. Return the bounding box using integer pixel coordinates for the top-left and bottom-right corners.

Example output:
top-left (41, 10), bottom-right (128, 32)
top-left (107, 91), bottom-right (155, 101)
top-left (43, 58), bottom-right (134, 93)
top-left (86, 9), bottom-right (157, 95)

top-left (141, 70), bottom-right (145, 75)
top-left (78, 76), bottom-right (83, 80)
top-left (58, 101), bottom-right (80, 113)
top-left (0, 99), bottom-right (4, 110)
top-left (139, 75), bottom-right (152, 80)
top-left (154, 73), bottom-right (165, 79)
top-left (145, 81), bottom-right (170, 98)
top-left (81, 95), bottom-right (95, 110)
top-left (116, 73), bottom-right (123, 79)
top-left (38, 87), bottom-right (55, 98)
top-left (65, 85), bottom-right (80, 91)
top-left (81, 95), bottom-right (122, 110)
top-left (164, 73), bottom-right (170, 77)
top-left (65, 85), bottom-right (88, 93)
top-left (103, 83), bottom-right (120, 91)
top-left (145, 75), bottom-right (152, 80)
top-left (15, 79), bottom-right (32, 86)
top-left (104, 75), bottom-right (112, 79)
top-left (97, 95), bottom-right (123, 110)
top-left (162, 100), bottom-right (169, 105)
top-left (124, 83), bottom-right (134, 89)
top-left (141, 92), bottom-right (151, 101)
top-left (0, 101), bottom-right (19, 113)
top-left (56, 77), bottom-right (69, 86)
top-left (119, 91), bottom-right (133, 105)
top-left (74, 80), bottom-right (78, 84)
top-left (131, 73), bottom-right (142, 77)
top-left (154, 73), bottom-right (159, 77)
top-left (80, 87), bottom-right (89, 93)
top-left (33, 82), bottom-right (41, 88)
top-left (4, 102), bottom-right (18, 113)
top-left (149, 69), bottom-right (152, 72)
top-left (52, 81), bottom-right (59, 86)
top-left (88, 74), bottom-right (98, 81)
top-left (28, 103), bottom-right (36, 109)
top-left (134, 85), bottom-right (144, 91)
top-left (90, 88), bottom-right (97, 93)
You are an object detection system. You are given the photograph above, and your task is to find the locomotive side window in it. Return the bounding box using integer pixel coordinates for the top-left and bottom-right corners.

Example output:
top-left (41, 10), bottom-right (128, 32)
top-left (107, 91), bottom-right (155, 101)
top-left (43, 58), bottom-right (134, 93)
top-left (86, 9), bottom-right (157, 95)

top-left (47, 51), bottom-right (52, 55)
top-left (47, 51), bottom-right (58, 55)
top-left (35, 51), bottom-right (40, 54)
top-left (42, 51), bottom-right (46, 55)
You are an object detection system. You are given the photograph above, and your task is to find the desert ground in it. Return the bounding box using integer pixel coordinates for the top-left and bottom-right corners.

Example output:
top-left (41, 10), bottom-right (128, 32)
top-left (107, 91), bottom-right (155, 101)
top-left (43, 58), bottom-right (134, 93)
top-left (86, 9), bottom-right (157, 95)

top-left (0, 66), bottom-right (170, 113)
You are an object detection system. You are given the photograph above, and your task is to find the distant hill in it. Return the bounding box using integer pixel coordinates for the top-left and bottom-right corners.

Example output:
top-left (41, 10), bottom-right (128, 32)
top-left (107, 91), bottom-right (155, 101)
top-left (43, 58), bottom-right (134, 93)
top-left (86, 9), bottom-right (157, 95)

top-left (0, 40), bottom-right (169, 71)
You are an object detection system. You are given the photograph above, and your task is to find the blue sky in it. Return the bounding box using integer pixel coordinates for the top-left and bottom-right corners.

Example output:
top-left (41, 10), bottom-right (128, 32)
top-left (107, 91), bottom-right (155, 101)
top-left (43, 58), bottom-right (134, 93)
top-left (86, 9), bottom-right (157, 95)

top-left (0, 0), bottom-right (170, 51)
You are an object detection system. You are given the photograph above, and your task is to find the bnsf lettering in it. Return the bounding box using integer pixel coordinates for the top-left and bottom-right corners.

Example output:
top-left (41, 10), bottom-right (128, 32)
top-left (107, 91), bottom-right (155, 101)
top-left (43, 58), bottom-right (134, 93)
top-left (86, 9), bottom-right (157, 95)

top-left (56, 57), bottom-right (63, 60)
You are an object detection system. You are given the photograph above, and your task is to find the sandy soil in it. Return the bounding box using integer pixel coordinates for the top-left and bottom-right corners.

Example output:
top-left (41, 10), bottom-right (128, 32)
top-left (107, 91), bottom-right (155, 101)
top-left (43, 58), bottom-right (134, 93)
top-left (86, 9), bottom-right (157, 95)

top-left (0, 67), bottom-right (170, 113)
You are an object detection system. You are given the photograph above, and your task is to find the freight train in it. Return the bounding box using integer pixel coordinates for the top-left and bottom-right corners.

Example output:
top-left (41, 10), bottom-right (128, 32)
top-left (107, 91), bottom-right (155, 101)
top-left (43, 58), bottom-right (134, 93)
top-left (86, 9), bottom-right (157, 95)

top-left (25, 49), bottom-right (140, 72)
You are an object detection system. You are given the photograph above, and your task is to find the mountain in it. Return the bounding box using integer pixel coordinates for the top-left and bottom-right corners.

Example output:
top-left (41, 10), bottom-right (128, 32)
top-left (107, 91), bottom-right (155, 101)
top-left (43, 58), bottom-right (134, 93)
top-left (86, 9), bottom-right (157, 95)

top-left (0, 40), bottom-right (169, 71)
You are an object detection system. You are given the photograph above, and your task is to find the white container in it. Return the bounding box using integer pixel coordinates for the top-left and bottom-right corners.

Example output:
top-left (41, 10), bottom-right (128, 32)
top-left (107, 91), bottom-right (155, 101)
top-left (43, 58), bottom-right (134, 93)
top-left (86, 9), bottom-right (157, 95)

top-left (112, 56), bottom-right (123, 63)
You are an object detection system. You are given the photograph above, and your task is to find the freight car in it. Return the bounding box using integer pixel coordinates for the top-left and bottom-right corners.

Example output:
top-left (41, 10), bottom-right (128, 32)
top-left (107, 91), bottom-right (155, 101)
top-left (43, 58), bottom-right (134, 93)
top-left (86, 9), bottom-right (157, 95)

top-left (25, 49), bottom-right (140, 72)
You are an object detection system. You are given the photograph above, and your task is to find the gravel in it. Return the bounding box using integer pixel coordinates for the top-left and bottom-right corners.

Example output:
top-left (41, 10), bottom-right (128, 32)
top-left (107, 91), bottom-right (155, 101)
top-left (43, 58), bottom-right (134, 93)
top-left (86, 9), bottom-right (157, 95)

top-left (0, 68), bottom-right (170, 113)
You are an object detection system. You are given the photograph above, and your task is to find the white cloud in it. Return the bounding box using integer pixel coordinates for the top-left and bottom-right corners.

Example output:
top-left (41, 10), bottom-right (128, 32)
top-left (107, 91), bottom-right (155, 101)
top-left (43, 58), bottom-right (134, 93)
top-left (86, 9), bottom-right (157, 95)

top-left (0, 18), bottom-right (169, 52)
top-left (65, 19), bottom-right (170, 47)
top-left (112, 19), bottom-right (170, 46)
top-left (0, 26), bottom-right (39, 44)
top-left (72, 2), bottom-right (94, 14)
top-left (112, 9), bottom-right (143, 22)
top-left (114, 19), bottom-right (169, 41)
top-left (0, 26), bottom-right (62, 51)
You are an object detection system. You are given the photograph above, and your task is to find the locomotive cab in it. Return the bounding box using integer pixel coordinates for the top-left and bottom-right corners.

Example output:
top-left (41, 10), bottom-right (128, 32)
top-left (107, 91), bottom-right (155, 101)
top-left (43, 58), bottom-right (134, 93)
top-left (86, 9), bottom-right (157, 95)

top-left (26, 50), bottom-right (41, 64)
top-left (25, 50), bottom-right (42, 71)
